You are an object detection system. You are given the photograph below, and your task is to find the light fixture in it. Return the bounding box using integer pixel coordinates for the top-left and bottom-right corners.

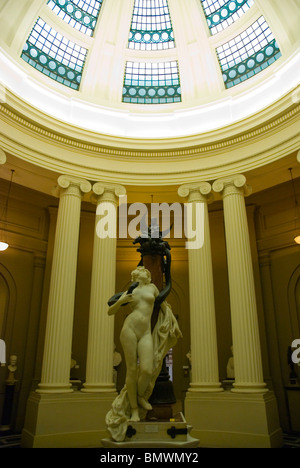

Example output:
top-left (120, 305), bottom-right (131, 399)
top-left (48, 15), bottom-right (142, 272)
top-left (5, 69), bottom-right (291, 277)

top-left (289, 168), bottom-right (300, 245)
top-left (0, 169), bottom-right (14, 251)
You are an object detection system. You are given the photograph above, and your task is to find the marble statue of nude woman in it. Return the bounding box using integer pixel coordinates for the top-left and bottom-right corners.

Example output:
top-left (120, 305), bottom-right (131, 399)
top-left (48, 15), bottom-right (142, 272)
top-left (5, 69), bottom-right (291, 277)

top-left (106, 266), bottom-right (182, 441)
top-left (108, 266), bottom-right (158, 421)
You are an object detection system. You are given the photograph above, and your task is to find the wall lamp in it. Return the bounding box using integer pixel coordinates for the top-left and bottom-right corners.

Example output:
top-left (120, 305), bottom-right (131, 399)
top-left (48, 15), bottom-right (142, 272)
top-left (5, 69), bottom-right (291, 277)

top-left (0, 169), bottom-right (14, 251)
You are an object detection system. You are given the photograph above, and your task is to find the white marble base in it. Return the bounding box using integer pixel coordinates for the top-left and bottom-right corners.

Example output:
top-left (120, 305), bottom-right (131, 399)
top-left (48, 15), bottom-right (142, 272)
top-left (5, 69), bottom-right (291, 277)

top-left (101, 436), bottom-right (199, 448)
top-left (102, 413), bottom-right (199, 448)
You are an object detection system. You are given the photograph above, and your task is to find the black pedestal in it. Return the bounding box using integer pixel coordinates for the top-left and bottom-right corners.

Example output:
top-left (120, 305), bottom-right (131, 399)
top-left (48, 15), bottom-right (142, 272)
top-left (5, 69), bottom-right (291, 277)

top-left (149, 358), bottom-right (176, 405)
top-left (0, 383), bottom-right (15, 432)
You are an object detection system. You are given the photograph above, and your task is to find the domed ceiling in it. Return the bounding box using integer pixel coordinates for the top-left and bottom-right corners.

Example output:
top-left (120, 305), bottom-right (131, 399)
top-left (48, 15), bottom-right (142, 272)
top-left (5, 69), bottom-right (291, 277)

top-left (0, 0), bottom-right (299, 140)
top-left (0, 0), bottom-right (299, 192)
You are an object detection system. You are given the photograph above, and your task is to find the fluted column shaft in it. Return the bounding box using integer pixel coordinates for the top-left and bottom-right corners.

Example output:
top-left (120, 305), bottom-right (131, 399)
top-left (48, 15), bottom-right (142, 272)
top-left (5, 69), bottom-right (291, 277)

top-left (213, 175), bottom-right (267, 393)
top-left (82, 183), bottom-right (126, 392)
top-left (178, 183), bottom-right (222, 392)
top-left (37, 175), bottom-right (91, 393)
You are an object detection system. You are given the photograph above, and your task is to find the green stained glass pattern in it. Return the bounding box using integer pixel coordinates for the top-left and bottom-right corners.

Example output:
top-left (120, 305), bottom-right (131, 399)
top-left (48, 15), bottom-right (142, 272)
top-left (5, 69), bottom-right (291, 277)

top-left (21, 18), bottom-right (88, 90)
top-left (216, 17), bottom-right (282, 88)
top-left (129, 0), bottom-right (175, 51)
top-left (47, 0), bottom-right (103, 37)
top-left (201, 0), bottom-right (254, 35)
top-left (123, 61), bottom-right (181, 104)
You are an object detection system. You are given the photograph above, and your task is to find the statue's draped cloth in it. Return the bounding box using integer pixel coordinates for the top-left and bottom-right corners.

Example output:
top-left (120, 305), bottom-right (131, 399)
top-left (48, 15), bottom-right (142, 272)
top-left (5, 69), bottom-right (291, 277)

top-left (105, 301), bottom-right (182, 442)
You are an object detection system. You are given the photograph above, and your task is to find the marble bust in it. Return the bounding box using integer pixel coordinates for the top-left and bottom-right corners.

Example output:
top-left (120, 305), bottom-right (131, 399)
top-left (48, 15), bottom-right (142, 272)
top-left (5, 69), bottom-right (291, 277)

top-left (7, 355), bottom-right (17, 382)
top-left (226, 345), bottom-right (235, 379)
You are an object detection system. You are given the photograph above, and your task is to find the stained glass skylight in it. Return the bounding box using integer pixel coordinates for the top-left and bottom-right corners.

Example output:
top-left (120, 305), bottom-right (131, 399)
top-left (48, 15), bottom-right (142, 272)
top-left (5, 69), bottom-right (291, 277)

top-left (216, 16), bottom-right (282, 88)
top-left (129, 0), bottom-right (175, 51)
top-left (21, 18), bottom-right (88, 90)
top-left (122, 61), bottom-right (181, 104)
top-left (47, 0), bottom-right (103, 37)
top-left (201, 0), bottom-right (254, 35)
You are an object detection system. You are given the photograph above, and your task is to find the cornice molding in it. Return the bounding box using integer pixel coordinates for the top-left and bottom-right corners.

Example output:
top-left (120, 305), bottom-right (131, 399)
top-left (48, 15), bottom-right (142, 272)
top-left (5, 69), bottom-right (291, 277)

top-left (0, 102), bottom-right (299, 160)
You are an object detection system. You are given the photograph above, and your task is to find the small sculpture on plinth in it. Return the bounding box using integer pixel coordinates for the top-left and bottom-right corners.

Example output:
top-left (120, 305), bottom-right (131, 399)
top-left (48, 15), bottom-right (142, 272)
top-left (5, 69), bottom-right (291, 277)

top-left (226, 345), bottom-right (235, 380)
top-left (6, 355), bottom-right (17, 384)
top-left (70, 355), bottom-right (82, 391)
top-left (222, 345), bottom-right (235, 391)
top-left (0, 355), bottom-right (18, 432)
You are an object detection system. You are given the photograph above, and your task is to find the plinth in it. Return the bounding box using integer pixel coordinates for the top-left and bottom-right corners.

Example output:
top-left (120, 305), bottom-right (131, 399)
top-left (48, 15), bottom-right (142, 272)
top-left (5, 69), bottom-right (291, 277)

top-left (185, 390), bottom-right (283, 448)
top-left (0, 381), bottom-right (16, 432)
top-left (101, 412), bottom-right (199, 448)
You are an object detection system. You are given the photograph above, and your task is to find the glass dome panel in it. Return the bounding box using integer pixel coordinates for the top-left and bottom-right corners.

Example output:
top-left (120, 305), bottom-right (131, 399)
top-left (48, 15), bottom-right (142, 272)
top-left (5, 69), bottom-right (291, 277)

top-left (200, 0), bottom-right (254, 35)
top-left (122, 61), bottom-right (181, 104)
top-left (21, 17), bottom-right (88, 89)
top-left (47, 0), bottom-right (103, 36)
top-left (128, 0), bottom-right (175, 51)
top-left (216, 16), bottom-right (282, 88)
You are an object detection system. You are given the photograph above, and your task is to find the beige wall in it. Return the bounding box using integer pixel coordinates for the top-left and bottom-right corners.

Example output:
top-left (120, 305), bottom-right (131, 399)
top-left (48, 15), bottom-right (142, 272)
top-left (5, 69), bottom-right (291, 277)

top-left (0, 175), bottom-right (299, 433)
top-left (0, 179), bottom-right (51, 431)
top-left (251, 181), bottom-right (300, 431)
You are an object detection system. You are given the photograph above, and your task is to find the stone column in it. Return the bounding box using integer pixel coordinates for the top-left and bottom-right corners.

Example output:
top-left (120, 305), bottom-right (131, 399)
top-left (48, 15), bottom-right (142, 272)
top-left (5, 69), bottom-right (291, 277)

top-left (37, 175), bottom-right (91, 393)
top-left (82, 182), bottom-right (126, 393)
top-left (213, 175), bottom-right (267, 393)
top-left (178, 182), bottom-right (222, 392)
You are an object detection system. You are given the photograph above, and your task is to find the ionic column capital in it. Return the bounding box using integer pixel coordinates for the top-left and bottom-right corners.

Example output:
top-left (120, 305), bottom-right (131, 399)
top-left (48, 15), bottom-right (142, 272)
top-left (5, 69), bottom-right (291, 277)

top-left (178, 182), bottom-right (213, 203)
top-left (92, 182), bottom-right (126, 204)
top-left (0, 148), bottom-right (7, 165)
top-left (212, 175), bottom-right (252, 198)
top-left (53, 175), bottom-right (92, 198)
top-left (297, 149), bottom-right (300, 163)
